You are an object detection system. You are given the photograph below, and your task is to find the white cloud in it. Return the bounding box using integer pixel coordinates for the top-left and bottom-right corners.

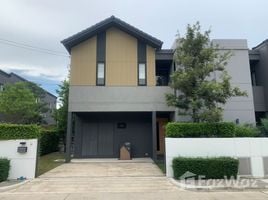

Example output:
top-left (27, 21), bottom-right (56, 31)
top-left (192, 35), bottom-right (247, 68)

top-left (1, 64), bottom-right (68, 81)
top-left (0, 0), bottom-right (267, 96)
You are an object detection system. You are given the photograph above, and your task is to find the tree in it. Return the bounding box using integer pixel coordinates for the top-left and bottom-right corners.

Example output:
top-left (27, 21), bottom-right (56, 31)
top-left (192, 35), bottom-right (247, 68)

top-left (166, 22), bottom-right (246, 122)
top-left (0, 82), bottom-right (46, 124)
top-left (24, 82), bottom-right (49, 119)
top-left (53, 79), bottom-right (69, 147)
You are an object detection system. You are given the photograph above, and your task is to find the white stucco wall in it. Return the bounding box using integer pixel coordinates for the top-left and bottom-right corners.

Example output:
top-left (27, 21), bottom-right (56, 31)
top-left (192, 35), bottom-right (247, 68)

top-left (0, 139), bottom-right (38, 179)
top-left (165, 137), bottom-right (268, 178)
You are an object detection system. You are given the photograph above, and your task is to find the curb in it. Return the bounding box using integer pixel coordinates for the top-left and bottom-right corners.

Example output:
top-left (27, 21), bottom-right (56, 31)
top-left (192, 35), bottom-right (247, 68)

top-left (0, 180), bottom-right (30, 192)
top-left (169, 178), bottom-right (268, 191)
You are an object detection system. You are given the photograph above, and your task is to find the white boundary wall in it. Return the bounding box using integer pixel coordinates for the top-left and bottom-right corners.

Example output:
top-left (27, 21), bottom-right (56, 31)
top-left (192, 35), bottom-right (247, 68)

top-left (166, 138), bottom-right (268, 178)
top-left (0, 139), bottom-right (38, 179)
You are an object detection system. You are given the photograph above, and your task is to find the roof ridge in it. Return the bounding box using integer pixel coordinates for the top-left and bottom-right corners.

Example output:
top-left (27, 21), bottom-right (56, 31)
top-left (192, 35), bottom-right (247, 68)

top-left (112, 16), bottom-right (162, 44)
top-left (62, 16), bottom-right (163, 53)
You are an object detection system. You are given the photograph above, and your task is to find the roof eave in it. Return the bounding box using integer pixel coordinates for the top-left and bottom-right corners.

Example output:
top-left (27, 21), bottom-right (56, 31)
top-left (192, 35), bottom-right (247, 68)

top-left (61, 16), bottom-right (163, 53)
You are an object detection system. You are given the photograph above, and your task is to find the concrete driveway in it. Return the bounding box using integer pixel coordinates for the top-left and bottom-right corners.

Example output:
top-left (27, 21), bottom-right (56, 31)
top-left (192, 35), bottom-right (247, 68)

top-left (1, 159), bottom-right (268, 200)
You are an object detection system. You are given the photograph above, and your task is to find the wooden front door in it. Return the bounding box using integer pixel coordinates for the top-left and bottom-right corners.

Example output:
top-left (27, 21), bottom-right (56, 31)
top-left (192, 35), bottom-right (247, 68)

top-left (156, 118), bottom-right (168, 154)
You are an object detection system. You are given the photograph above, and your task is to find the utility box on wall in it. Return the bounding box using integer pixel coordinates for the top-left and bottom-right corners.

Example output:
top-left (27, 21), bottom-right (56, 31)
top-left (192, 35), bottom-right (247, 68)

top-left (0, 139), bottom-right (38, 179)
top-left (17, 142), bottom-right (28, 153)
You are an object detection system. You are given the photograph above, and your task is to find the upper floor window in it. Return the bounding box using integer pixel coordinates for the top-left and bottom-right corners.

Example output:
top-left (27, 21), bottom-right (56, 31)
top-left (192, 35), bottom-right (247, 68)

top-left (138, 63), bottom-right (146, 86)
top-left (97, 62), bottom-right (105, 86)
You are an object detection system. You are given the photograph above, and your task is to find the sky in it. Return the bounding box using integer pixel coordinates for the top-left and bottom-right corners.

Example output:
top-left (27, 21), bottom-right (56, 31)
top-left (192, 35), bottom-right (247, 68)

top-left (0, 0), bottom-right (267, 96)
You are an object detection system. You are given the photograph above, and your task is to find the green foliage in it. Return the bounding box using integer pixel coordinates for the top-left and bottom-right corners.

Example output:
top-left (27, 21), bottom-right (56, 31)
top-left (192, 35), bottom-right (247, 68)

top-left (53, 79), bottom-right (69, 142)
top-left (0, 124), bottom-right (41, 139)
top-left (40, 129), bottom-right (59, 156)
top-left (0, 82), bottom-right (48, 124)
top-left (24, 82), bottom-right (49, 119)
top-left (259, 118), bottom-right (268, 136)
top-left (0, 158), bottom-right (10, 182)
top-left (165, 122), bottom-right (235, 138)
top-left (166, 22), bottom-right (246, 122)
top-left (37, 152), bottom-right (64, 176)
top-left (172, 157), bottom-right (238, 179)
top-left (234, 125), bottom-right (260, 137)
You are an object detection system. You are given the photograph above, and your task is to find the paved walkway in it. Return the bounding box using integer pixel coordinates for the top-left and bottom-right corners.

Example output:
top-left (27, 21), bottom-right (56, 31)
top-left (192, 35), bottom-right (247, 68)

top-left (1, 160), bottom-right (268, 199)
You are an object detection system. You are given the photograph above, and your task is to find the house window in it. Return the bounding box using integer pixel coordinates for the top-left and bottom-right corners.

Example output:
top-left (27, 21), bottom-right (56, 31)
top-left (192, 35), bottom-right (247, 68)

top-left (0, 84), bottom-right (3, 91)
top-left (97, 62), bottom-right (105, 86)
top-left (138, 63), bottom-right (146, 86)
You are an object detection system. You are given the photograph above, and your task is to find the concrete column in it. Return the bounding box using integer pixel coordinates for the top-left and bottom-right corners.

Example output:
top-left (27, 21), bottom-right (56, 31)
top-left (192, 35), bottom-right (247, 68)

top-left (65, 112), bottom-right (73, 163)
top-left (152, 111), bottom-right (157, 161)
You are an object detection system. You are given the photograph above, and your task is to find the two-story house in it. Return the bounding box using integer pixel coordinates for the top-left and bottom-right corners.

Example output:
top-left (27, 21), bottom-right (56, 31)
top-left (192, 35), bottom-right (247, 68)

top-left (62, 16), bottom-right (255, 161)
top-left (0, 69), bottom-right (57, 124)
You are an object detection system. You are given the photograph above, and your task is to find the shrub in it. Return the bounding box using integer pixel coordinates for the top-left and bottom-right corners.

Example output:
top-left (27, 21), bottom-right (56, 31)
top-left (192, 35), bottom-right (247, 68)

top-left (0, 158), bottom-right (10, 182)
top-left (234, 125), bottom-right (260, 137)
top-left (165, 122), bottom-right (235, 138)
top-left (40, 129), bottom-right (59, 156)
top-left (0, 124), bottom-right (41, 140)
top-left (259, 118), bottom-right (268, 136)
top-left (172, 157), bottom-right (238, 179)
top-left (216, 123), bottom-right (235, 137)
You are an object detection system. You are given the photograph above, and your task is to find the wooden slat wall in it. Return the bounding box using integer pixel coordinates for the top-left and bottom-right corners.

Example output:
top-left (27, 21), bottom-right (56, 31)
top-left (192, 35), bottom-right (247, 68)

top-left (69, 27), bottom-right (156, 86)
top-left (106, 27), bottom-right (138, 86)
top-left (70, 36), bottom-right (97, 85)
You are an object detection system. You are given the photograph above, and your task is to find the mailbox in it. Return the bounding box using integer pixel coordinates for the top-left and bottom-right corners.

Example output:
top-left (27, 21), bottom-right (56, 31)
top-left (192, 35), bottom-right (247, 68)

top-left (17, 142), bottom-right (27, 153)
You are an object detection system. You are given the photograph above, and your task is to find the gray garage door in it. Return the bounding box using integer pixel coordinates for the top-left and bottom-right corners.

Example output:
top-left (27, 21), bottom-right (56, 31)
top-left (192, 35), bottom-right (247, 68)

top-left (81, 122), bottom-right (114, 157)
top-left (76, 112), bottom-right (152, 158)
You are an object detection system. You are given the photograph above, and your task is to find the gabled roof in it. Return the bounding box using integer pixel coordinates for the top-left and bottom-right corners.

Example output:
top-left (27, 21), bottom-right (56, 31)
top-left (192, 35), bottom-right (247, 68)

top-left (0, 69), bottom-right (57, 99)
top-left (253, 39), bottom-right (268, 50)
top-left (61, 16), bottom-right (163, 53)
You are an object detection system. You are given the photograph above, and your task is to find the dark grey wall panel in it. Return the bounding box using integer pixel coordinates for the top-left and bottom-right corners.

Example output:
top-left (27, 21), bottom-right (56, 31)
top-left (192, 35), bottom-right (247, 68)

top-left (82, 123), bottom-right (98, 156)
top-left (238, 157), bottom-right (252, 175)
top-left (138, 41), bottom-right (146, 63)
top-left (74, 115), bottom-right (82, 157)
top-left (97, 32), bottom-right (106, 62)
top-left (114, 121), bottom-right (152, 157)
top-left (98, 123), bottom-right (114, 156)
top-left (263, 157), bottom-right (268, 175)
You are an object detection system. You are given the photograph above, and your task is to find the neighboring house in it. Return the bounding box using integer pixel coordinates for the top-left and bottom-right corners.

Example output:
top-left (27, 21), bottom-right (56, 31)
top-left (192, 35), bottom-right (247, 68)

top-left (62, 16), bottom-right (256, 160)
top-left (0, 69), bottom-right (57, 125)
top-left (249, 40), bottom-right (268, 123)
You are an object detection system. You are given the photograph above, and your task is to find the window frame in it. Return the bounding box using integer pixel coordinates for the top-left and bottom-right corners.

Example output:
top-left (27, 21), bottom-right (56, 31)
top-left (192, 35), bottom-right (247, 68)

top-left (96, 62), bottom-right (105, 86)
top-left (138, 63), bottom-right (147, 86)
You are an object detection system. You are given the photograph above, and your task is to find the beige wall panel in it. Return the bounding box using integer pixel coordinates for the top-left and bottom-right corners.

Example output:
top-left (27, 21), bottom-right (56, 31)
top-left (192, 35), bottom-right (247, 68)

top-left (70, 36), bottom-right (96, 85)
top-left (147, 45), bottom-right (156, 86)
top-left (106, 27), bottom-right (138, 86)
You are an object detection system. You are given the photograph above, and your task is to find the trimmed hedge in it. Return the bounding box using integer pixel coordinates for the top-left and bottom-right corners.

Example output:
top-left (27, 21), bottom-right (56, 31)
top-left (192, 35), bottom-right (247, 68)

top-left (0, 124), bottom-right (41, 140)
top-left (40, 129), bottom-right (59, 156)
top-left (235, 125), bottom-right (260, 137)
top-left (165, 122), bottom-right (235, 138)
top-left (173, 157), bottom-right (238, 179)
top-left (0, 158), bottom-right (10, 182)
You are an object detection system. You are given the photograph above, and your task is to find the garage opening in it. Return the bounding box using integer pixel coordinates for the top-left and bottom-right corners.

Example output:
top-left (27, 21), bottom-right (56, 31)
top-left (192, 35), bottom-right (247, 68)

top-left (73, 112), bottom-right (153, 158)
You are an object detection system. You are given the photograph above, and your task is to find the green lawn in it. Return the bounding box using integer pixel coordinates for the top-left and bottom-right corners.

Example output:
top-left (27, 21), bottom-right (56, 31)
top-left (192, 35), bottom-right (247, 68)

top-left (155, 160), bottom-right (166, 173)
top-left (37, 152), bottom-right (65, 176)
